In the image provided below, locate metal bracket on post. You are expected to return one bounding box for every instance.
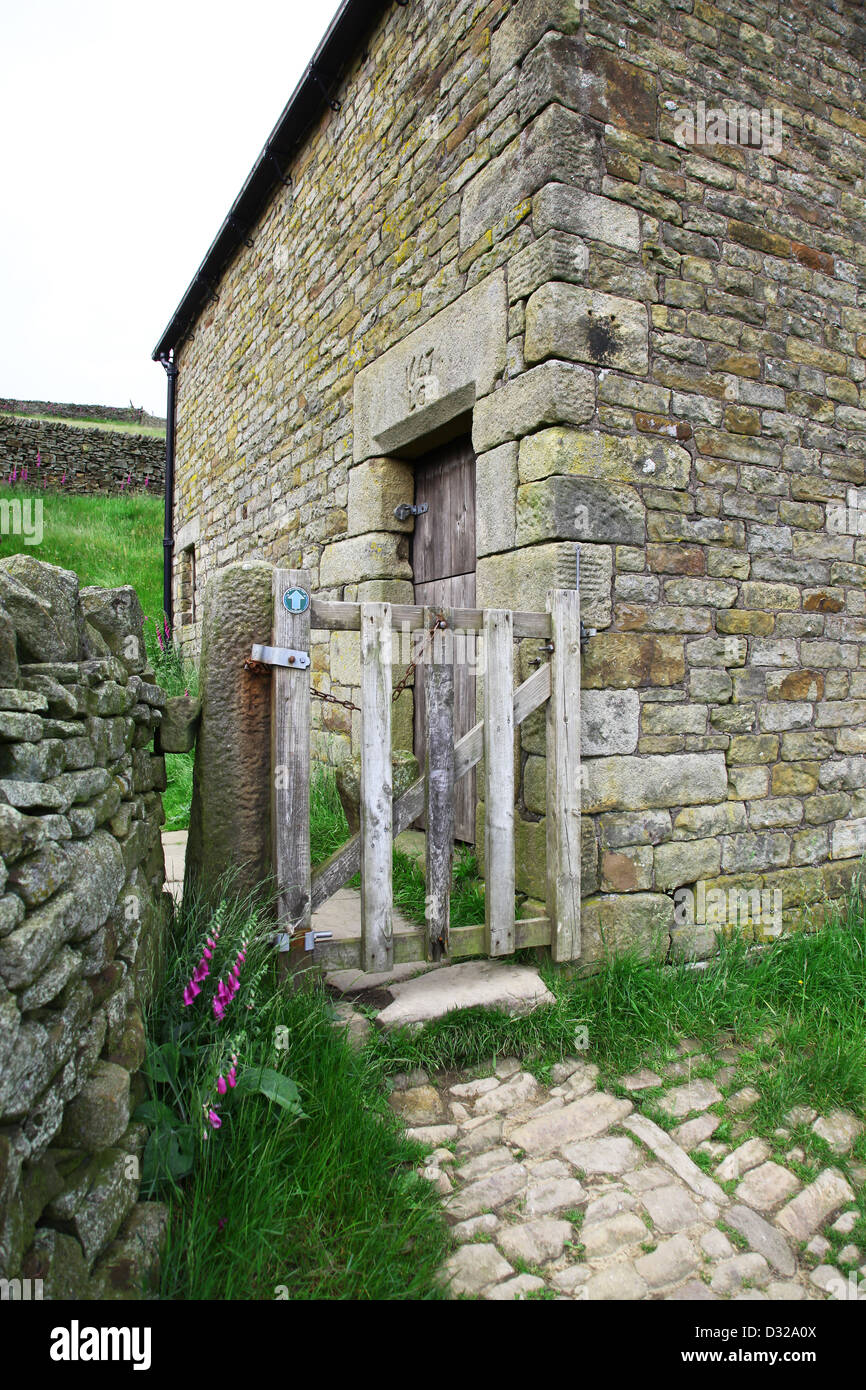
[249,643,311,669]
[304,930,333,953]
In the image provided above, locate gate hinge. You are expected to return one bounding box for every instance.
[249,643,311,669]
[393,502,428,521]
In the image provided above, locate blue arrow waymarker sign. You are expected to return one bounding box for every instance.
[282,587,310,614]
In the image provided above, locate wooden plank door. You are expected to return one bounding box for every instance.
[412,436,477,842]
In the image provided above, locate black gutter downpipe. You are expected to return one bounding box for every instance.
[160,354,178,628]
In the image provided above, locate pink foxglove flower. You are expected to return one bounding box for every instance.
[217,1075,227,1095]
[207,1108,221,1130]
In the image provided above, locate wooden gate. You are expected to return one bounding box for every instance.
[255,568,583,974]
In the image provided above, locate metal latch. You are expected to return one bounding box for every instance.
[249,643,311,669]
[273,930,333,953]
[393,502,428,521]
[305,930,333,952]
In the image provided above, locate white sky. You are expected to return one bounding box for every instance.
[0,0,345,416]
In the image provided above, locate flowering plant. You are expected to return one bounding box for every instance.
[136,897,303,1192]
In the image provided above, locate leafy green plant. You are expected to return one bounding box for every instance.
[138,885,303,1193]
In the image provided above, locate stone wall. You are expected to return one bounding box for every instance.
[171,0,866,962]
[0,556,170,1298]
[0,401,165,430]
[0,416,165,495]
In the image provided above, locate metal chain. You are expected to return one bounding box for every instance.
[391,614,447,701]
[311,687,360,714]
[310,613,447,715]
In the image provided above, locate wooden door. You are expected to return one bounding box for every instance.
[412,437,477,842]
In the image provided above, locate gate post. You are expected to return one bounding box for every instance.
[360,601,394,972]
[272,568,311,970]
[546,587,582,961]
[483,607,515,957]
[424,607,455,961]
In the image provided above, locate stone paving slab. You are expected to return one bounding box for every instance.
[377,960,555,1030]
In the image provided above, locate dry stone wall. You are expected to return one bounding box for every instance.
[0,401,165,430]
[0,556,170,1298]
[173,0,866,962]
[0,416,165,495]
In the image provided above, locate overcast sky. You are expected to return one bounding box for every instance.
[0,0,345,416]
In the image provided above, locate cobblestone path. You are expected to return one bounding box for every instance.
[385,1041,865,1301]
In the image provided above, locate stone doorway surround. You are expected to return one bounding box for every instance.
[319,265,619,893]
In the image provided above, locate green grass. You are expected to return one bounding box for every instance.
[0,487,165,639]
[0,486,196,826]
[310,763,491,929]
[2,410,164,437]
[362,884,866,1119]
[150,876,449,1300]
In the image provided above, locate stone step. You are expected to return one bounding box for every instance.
[375,959,555,1030]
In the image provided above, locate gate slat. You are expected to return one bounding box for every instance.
[546,588,582,961]
[483,608,515,956]
[424,608,454,960]
[273,568,311,958]
[360,602,393,972]
[310,662,551,910]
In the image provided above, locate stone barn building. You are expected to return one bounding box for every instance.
[154,0,866,960]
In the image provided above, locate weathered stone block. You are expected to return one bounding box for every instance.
[21,1226,92,1300]
[580,893,674,967]
[64,831,125,939]
[58,1061,130,1149]
[88,1200,168,1299]
[582,633,685,689]
[525,284,649,375]
[6,842,71,907]
[489,0,581,83]
[599,809,671,849]
[514,815,598,899]
[45,1147,138,1264]
[508,231,588,302]
[518,427,691,489]
[155,695,201,753]
[472,361,595,454]
[476,443,518,557]
[601,846,653,892]
[516,476,645,546]
[0,557,83,664]
[186,563,274,900]
[346,457,415,536]
[0,803,46,863]
[353,273,506,462]
[831,817,866,859]
[533,183,641,252]
[319,533,411,588]
[0,738,65,781]
[582,753,728,814]
[460,105,601,248]
[477,542,611,628]
[0,891,76,990]
[80,585,147,674]
[654,837,721,891]
[0,606,19,686]
[519,33,657,136]
[335,750,419,836]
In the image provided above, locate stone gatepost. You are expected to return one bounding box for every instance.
[185,561,274,902]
